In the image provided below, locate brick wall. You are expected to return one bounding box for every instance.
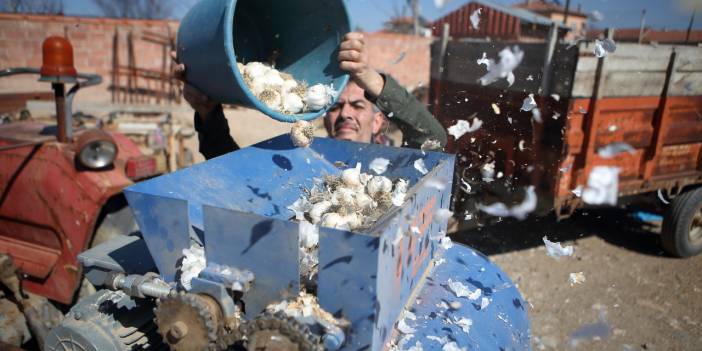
[0,14,432,107]
[364,31,432,91]
[0,13,179,105]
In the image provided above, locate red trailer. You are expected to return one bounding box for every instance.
[430,34,702,257]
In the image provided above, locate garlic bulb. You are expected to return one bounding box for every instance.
[321,212,350,230]
[367,176,393,197]
[244,62,269,79]
[290,120,314,147]
[261,70,285,89]
[310,200,332,224]
[259,89,282,110]
[341,163,361,187]
[355,193,375,211]
[305,83,335,111]
[283,92,305,115]
[282,79,299,94]
[343,213,362,230]
[331,187,356,207]
[359,173,372,186]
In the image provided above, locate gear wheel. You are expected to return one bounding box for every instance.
[243,311,323,351]
[154,291,223,351]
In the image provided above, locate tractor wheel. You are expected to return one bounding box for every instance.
[661,187,702,257]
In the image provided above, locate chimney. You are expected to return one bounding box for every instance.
[577,4,582,12]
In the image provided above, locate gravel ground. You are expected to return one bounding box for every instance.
[452,208,702,351]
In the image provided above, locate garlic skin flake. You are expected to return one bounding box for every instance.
[369,157,390,175]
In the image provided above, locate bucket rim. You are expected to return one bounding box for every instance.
[223,0,352,123]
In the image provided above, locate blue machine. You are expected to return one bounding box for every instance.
[48,135,530,351]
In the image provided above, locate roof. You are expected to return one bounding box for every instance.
[513,0,588,18]
[0,12,179,25]
[587,28,702,44]
[468,0,569,28]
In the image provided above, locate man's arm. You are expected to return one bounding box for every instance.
[337,33,447,150]
[366,74,447,149]
[171,52,238,160]
[194,104,240,160]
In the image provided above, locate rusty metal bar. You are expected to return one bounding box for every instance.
[540,23,559,95]
[51,83,67,142]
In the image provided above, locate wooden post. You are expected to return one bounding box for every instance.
[571,28,614,187]
[438,23,450,75]
[638,9,646,44]
[643,50,678,178]
[540,22,558,96]
[685,8,696,44]
[431,23,450,119]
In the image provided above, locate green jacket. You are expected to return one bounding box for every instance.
[194,74,447,160]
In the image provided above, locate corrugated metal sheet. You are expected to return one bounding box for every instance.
[431,0,564,39]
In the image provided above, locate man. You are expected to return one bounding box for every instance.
[175,32,447,159]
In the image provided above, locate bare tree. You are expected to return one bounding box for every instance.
[92,0,173,19]
[2,0,63,14]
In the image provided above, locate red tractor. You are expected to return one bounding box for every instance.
[0,36,160,348]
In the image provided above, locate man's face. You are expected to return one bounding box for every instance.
[324,82,384,143]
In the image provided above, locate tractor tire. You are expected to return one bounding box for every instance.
[661,187,702,258]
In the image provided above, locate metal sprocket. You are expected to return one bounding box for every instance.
[154,291,222,351]
[243,311,323,351]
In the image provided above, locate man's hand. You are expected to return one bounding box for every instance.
[171,51,218,118]
[338,32,385,98]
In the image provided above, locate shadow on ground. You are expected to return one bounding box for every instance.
[450,207,667,257]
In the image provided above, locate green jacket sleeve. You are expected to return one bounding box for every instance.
[366,74,447,149]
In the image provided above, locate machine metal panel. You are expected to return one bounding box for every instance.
[318,228,380,350]
[122,192,190,283]
[317,146,455,351]
[373,158,454,350]
[203,205,300,318]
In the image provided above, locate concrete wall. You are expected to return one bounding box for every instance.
[365,31,432,91]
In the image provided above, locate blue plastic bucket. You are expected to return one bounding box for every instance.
[177,0,351,122]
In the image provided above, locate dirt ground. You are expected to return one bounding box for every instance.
[451,208,702,350]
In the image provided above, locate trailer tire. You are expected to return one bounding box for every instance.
[661,187,702,257]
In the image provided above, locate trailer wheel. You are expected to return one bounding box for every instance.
[661,187,702,257]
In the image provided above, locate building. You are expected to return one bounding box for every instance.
[587,28,702,45]
[512,0,588,40]
[430,0,569,42]
[383,16,433,37]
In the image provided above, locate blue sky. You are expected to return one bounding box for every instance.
[63,0,701,31]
